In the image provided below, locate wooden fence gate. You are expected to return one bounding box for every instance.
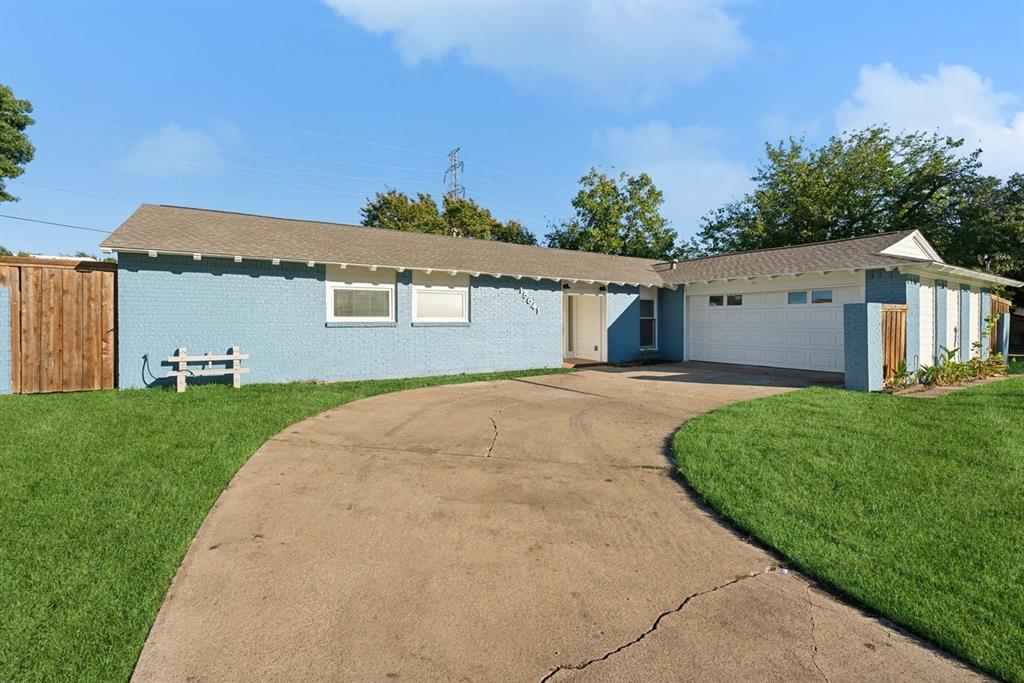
[0,257,117,394]
[881,304,908,381]
[990,295,1012,356]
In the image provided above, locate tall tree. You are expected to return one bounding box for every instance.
[0,83,35,203]
[545,168,677,259]
[360,189,537,245]
[691,126,1023,300]
[0,245,12,256]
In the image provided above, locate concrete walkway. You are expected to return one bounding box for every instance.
[133,363,983,682]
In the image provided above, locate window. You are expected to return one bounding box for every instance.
[639,286,657,349]
[787,291,807,305]
[412,271,470,322]
[811,289,833,304]
[727,294,743,306]
[325,265,395,323]
[709,295,724,307]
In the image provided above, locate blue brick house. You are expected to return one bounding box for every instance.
[78,205,1020,392]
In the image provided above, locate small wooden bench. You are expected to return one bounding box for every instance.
[166,346,250,393]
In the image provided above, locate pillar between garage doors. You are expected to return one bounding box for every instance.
[843,303,882,392]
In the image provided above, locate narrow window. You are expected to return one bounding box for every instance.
[639,287,657,349]
[709,295,724,307]
[787,291,807,305]
[325,265,395,323]
[811,289,833,304]
[727,294,743,306]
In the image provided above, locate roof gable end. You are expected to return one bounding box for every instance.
[879,230,944,263]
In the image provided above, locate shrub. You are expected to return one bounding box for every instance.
[886,347,1007,391]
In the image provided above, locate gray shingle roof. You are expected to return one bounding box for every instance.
[101,204,668,286]
[657,231,920,284]
[103,205,1015,287]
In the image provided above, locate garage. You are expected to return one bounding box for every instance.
[685,274,865,372]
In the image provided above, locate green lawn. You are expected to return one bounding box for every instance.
[0,369,566,682]
[673,378,1024,682]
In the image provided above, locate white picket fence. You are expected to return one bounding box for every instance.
[166,346,250,393]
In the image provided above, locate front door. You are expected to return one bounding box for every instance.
[573,295,603,361]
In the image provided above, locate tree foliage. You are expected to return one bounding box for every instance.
[0,245,11,256]
[545,168,677,260]
[360,189,537,245]
[0,83,35,203]
[691,127,1023,291]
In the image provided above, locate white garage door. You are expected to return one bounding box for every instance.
[687,282,863,372]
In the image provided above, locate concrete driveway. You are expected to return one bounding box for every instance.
[133,363,981,682]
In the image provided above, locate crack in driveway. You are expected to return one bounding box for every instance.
[485,417,498,457]
[805,584,830,683]
[539,566,778,682]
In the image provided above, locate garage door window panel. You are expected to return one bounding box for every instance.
[811,289,833,304]
[788,291,808,305]
[727,294,743,306]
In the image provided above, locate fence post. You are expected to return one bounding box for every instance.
[176,346,187,394]
[231,346,241,389]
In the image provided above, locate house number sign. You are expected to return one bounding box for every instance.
[519,288,540,314]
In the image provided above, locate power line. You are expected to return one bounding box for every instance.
[39,108,570,196]
[0,214,113,234]
[9,181,136,204]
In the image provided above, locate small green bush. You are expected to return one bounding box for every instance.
[887,346,1008,391]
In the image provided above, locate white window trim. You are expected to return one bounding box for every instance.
[325,282,395,323]
[640,289,658,350]
[411,283,470,323]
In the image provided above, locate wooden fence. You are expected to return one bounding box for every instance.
[0,257,117,394]
[990,295,1012,356]
[881,304,908,381]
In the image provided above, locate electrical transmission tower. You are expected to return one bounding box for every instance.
[443,147,465,237]
[444,147,465,200]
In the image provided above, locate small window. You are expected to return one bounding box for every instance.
[709,295,724,307]
[412,271,470,322]
[727,294,743,306]
[325,265,396,323]
[787,291,807,305]
[639,288,657,349]
[811,289,833,304]
[333,289,391,319]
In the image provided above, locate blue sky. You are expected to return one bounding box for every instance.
[1,0,1022,256]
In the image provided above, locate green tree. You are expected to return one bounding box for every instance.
[0,83,35,202]
[545,168,677,259]
[691,126,1023,300]
[360,189,537,245]
[0,245,11,256]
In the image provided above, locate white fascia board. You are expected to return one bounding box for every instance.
[899,262,1023,288]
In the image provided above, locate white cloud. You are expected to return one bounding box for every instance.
[836,63,1024,177]
[597,121,751,239]
[324,0,747,104]
[119,123,226,178]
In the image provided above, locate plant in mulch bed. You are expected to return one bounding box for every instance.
[886,346,1008,392]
